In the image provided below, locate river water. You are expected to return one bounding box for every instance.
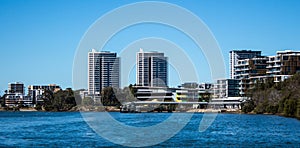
[0,112,299,147]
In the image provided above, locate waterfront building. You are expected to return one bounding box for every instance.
[28,84,61,105]
[134,86,173,102]
[174,83,214,109]
[210,97,244,109]
[136,48,168,87]
[266,50,300,82]
[235,56,268,96]
[8,82,24,95]
[230,50,300,96]
[214,79,240,98]
[230,50,261,79]
[180,82,199,89]
[133,84,213,109]
[88,49,120,95]
[5,82,31,107]
[5,94,32,107]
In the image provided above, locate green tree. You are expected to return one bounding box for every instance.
[296,98,300,119]
[242,99,255,113]
[284,99,297,117]
[101,87,120,106]
[0,94,6,107]
[42,88,77,111]
[244,73,300,117]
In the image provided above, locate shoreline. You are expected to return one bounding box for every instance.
[0,107,298,120]
[0,106,241,113]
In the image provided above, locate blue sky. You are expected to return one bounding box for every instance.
[0,0,300,94]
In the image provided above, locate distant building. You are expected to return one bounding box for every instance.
[133,84,212,106]
[214,79,240,98]
[28,84,61,105]
[5,82,31,107]
[174,82,213,106]
[230,50,300,96]
[79,90,89,99]
[198,83,213,90]
[235,56,268,96]
[136,48,168,87]
[230,50,261,79]
[134,86,173,102]
[266,50,300,82]
[180,82,199,89]
[88,49,120,95]
[8,82,24,95]
[5,94,32,107]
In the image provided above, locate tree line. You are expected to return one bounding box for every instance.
[0,85,138,111]
[79,84,137,107]
[38,88,77,111]
[242,73,300,119]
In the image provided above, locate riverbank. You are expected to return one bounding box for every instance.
[0,106,239,113]
[68,106,120,112]
[0,106,298,120]
[186,108,242,113]
[0,107,38,112]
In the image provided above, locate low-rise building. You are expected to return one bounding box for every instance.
[5,93,32,107]
[5,82,30,107]
[28,84,61,105]
[214,79,240,98]
[134,86,173,102]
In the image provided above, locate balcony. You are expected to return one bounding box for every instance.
[266,65,273,68]
[273,64,281,68]
[239,86,246,90]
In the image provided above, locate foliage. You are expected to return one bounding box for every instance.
[0,94,6,107]
[42,88,77,111]
[242,73,300,118]
[99,85,137,106]
[37,84,139,111]
[242,99,255,113]
[101,87,120,106]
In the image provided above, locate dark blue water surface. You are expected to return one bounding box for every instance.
[0,112,299,147]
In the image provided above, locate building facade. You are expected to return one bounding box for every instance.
[136,49,168,87]
[235,56,268,96]
[8,82,24,95]
[230,50,300,96]
[28,84,61,105]
[230,50,261,79]
[88,49,120,95]
[266,50,300,82]
[5,82,31,107]
[214,79,240,98]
